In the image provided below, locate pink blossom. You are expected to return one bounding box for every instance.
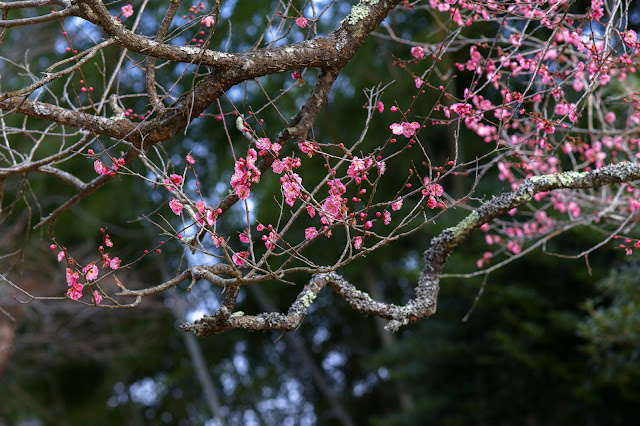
[567,201,581,218]
[272,159,285,174]
[113,157,125,172]
[328,179,346,196]
[256,223,266,232]
[383,210,391,225]
[604,112,616,124]
[506,240,522,255]
[624,30,637,48]
[422,180,444,198]
[377,161,386,175]
[390,123,403,135]
[212,235,224,248]
[391,197,403,211]
[298,141,317,157]
[353,236,363,250]
[57,251,65,262]
[206,209,217,226]
[121,4,134,18]
[415,78,423,88]
[83,263,99,281]
[450,103,473,117]
[105,235,113,247]
[305,227,318,239]
[347,156,370,181]
[410,46,424,59]
[377,102,384,113]
[263,230,278,250]
[94,160,112,176]
[165,174,184,191]
[296,17,308,28]
[257,138,271,150]
[239,230,250,243]
[589,0,604,20]
[537,120,555,134]
[426,196,437,209]
[110,257,121,270]
[322,196,344,222]
[169,199,183,215]
[364,220,373,230]
[232,251,249,266]
[66,268,79,286]
[236,184,250,200]
[67,282,83,300]
[93,290,103,305]
[186,154,196,164]
[202,16,215,27]
[281,173,302,206]
[291,71,301,80]
[196,201,206,214]
[307,206,316,218]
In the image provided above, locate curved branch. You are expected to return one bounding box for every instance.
[181,271,428,337]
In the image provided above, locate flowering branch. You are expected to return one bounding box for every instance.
[179,162,640,336]
[3,0,640,338]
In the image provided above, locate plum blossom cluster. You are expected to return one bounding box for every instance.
[347,156,374,184]
[389,121,420,138]
[477,210,554,268]
[614,236,640,256]
[53,229,121,304]
[231,148,262,200]
[421,178,444,210]
[92,154,125,176]
[391,0,640,267]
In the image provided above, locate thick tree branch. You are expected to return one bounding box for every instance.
[180,271,429,337]
[78,0,401,75]
[0,98,141,141]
